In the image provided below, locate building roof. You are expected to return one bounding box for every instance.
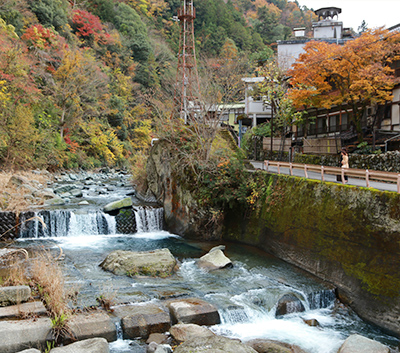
[242,77,265,83]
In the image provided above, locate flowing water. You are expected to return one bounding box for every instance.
[10,202,400,353]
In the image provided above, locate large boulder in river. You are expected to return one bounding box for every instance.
[49,338,109,353]
[112,303,171,339]
[337,334,389,353]
[275,294,305,317]
[100,249,177,277]
[173,335,258,353]
[197,246,232,271]
[103,197,132,214]
[166,298,220,325]
[169,323,215,343]
[246,339,308,353]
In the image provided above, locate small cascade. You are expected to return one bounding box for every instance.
[134,206,163,232]
[220,306,250,324]
[18,210,116,238]
[307,289,336,310]
[115,321,123,340]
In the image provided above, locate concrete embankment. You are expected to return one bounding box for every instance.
[221,174,400,336]
[146,144,400,336]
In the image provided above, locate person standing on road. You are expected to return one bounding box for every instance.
[341,148,349,183]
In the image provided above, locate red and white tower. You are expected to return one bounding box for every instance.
[173,0,201,123]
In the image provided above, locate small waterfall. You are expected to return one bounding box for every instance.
[18,210,116,238]
[220,306,250,324]
[115,321,123,340]
[307,289,336,310]
[134,206,163,232]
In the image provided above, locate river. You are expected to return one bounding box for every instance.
[8,172,400,353]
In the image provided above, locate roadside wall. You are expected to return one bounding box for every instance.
[221,174,400,336]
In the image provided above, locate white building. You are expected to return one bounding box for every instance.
[277,7,352,70]
[241,77,272,127]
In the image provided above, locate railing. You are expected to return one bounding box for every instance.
[263,160,400,193]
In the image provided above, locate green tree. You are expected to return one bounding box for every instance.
[113,3,152,63]
[29,0,69,32]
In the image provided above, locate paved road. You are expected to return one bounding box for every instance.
[249,161,399,193]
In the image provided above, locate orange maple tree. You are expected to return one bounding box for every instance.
[288,28,400,141]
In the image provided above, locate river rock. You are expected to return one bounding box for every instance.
[100,248,177,277]
[67,312,117,343]
[303,318,319,327]
[154,345,172,353]
[245,339,308,353]
[197,247,233,271]
[0,286,31,306]
[174,335,258,353]
[337,334,389,353]
[53,184,77,194]
[17,349,42,353]
[275,294,305,317]
[7,175,30,187]
[70,189,83,197]
[112,303,171,339]
[50,337,109,353]
[103,197,132,214]
[146,332,170,345]
[44,197,65,206]
[169,323,215,343]
[33,189,56,200]
[166,298,220,325]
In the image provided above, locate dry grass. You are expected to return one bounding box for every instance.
[2,256,29,286]
[2,248,71,317]
[30,250,70,318]
[0,171,53,213]
[96,283,117,312]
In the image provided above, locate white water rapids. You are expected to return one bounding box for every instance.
[14,208,399,353]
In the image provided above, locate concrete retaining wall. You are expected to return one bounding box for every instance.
[221,173,400,337]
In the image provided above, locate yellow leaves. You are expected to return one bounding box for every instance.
[81,120,124,165]
[0,80,10,108]
[0,19,18,39]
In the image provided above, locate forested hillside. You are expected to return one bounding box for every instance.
[0,0,316,170]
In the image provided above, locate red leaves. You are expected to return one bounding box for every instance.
[22,25,60,50]
[72,9,112,45]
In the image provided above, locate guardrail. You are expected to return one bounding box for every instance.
[264,160,400,193]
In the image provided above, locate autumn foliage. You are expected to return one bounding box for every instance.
[288,28,400,139]
[72,9,112,45]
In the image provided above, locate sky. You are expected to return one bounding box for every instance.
[295,0,400,31]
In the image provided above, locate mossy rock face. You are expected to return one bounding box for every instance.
[100,248,177,278]
[222,174,400,336]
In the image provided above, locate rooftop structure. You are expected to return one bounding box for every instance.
[277,7,352,70]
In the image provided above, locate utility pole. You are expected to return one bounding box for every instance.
[173,0,201,124]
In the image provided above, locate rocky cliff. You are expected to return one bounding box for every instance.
[145,141,222,239]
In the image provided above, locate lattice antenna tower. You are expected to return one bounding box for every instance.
[173,0,201,124]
